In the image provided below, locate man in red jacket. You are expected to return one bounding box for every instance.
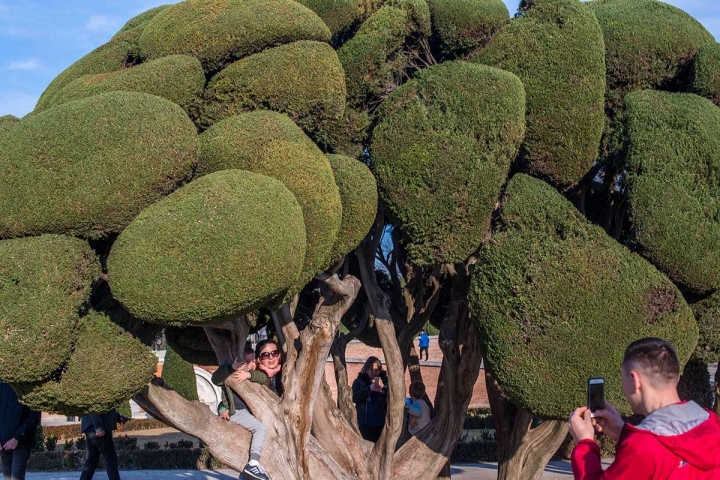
[568,337,720,479]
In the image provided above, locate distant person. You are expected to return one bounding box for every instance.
[0,382,40,480]
[213,347,271,480]
[79,409,129,480]
[568,337,720,479]
[407,381,431,436]
[352,357,388,442]
[418,330,430,361]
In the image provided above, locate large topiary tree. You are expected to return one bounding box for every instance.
[1,0,716,479]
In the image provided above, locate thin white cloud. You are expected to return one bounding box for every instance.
[7,59,42,71]
[85,15,122,34]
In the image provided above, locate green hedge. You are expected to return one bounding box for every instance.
[162,347,199,402]
[0,114,19,140]
[588,0,714,119]
[43,419,169,440]
[109,170,307,326]
[677,356,714,409]
[111,5,169,41]
[326,154,378,264]
[691,42,720,107]
[138,0,331,73]
[295,0,358,37]
[0,235,99,383]
[28,447,222,471]
[371,61,525,266]
[692,291,720,364]
[200,41,346,143]
[471,174,698,419]
[40,55,205,114]
[472,0,606,188]
[0,91,198,240]
[198,111,341,290]
[165,327,218,366]
[427,0,509,57]
[624,90,720,294]
[14,311,157,415]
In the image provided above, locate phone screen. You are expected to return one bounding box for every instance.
[588,378,605,414]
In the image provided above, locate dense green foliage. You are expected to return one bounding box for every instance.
[109,170,307,325]
[0,235,98,383]
[13,311,157,415]
[624,91,720,294]
[691,42,720,106]
[338,6,410,108]
[677,356,714,409]
[0,115,19,140]
[588,0,714,119]
[372,61,525,266]
[200,41,346,142]
[162,346,199,402]
[295,0,358,37]
[39,55,205,113]
[138,0,330,73]
[166,326,218,366]
[198,111,341,289]
[471,174,697,418]
[472,0,606,188]
[427,0,509,56]
[386,0,431,35]
[35,32,141,111]
[111,4,170,40]
[326,155,378,264]
[691,291,720,364]
[0,92,198,240]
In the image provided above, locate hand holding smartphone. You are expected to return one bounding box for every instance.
[587,378,605,418]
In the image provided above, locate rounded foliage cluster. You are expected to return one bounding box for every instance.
[165,326,218,366]
[0,235,99,383]
[13,311,157,415]
[109,169,307,325]
[0,91,198,240]
[138,0,331,73]
[691,291,720,364]
[372,61,525,266]
[38,55,205,114]
[677,356,714,409]
[427,0,509,56]
[200,41,346,139]
[691,42,720,107]
[588,0,714,118]
[471,174,697,419]
[472,0,606,188]
[295,0,358,37]
[624,90,720,294]
[198,111,341,291]
[162,346,200,402]
[0,115,19,139]
[326,154,379,265]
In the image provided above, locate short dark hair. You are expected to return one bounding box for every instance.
[409,381,425,399]
[623,337,680,387]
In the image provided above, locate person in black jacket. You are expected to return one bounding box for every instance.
[79,409,128,480]
[0,382,40,480]
[352,357,388,442]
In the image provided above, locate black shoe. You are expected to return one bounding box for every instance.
[243,462,270,480]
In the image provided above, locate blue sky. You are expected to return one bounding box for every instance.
[1,0,718,118]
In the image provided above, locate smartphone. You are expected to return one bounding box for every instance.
[373,377,381,386]
[588,378,605,418]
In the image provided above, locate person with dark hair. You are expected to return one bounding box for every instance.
[79,409,129,480]
[0,382,40,480]
[568,337,720,479]
[212,346,271,480]
[352,357,388,442]
[407,381,431,436]
[255,340,283,397]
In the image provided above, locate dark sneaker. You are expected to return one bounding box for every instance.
[243,463,270,480]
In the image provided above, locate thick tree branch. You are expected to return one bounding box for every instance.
[202,316,250,365]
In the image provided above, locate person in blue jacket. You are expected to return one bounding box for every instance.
[352,357,388,442]
[0,382,41,480]
[418,330,430,361]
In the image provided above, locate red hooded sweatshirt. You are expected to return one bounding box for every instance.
[572,401,720,479]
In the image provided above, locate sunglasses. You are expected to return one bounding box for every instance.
[259,349,280,361]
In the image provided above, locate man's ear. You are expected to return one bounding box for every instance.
[630,370,642,392]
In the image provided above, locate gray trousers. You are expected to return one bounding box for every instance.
[230,409,267,460]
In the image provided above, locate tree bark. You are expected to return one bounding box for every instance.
[486,368,569,480]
